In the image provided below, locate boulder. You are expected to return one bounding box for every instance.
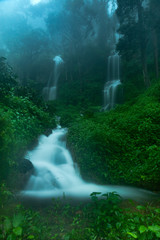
[44,129,52,137]
[19,158,34,174]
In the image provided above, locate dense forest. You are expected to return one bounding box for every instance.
[0,0,160,239]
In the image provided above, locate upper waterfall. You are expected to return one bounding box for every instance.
[43,55,64,101]
[104,54,121,110]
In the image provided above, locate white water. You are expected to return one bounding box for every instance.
[22,128,154,200]
[43,56,63,101]
[104,54,121,110]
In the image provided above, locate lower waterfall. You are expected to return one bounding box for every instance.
[21,128,155,200]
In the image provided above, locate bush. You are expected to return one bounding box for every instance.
[68,82,160,190]
[0,94,55,183]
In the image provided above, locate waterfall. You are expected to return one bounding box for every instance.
[104,54,121,110]
[43,56,63,101]
[21,128,154,200]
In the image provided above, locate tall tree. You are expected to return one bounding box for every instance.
[116,0,150,87]
[148,0,160,79]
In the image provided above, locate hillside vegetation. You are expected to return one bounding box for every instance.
[68,82,160,190]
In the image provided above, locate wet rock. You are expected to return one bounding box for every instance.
[27,138,39,151]
[19,158,34,174]
[58,134,66,142]
[44,129,52,137]
[17,159,34,189]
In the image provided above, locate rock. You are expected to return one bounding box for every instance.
[18,159,34,189]
[19,158,34,174]
[44,129,52,137]
[58,134,66,142]
[27,138,39,151]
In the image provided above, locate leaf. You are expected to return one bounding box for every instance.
[139,225,147,234]
[155,208,160,214]
[127,232,137,238]
[13,214,23,228]
[156,232,160,238]
[90,192,101,196]
[27,235,35,239]
[116,222,121,229]
[4,217,12,232]
[148,225,160,233]
[136,205,145,210]
[13,226,22,236]
[7,234,15,240]
[62,236,70,240]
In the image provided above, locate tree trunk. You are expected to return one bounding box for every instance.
[77,56,83,95]
[153,29,159,79]
[141,44,150,87]
[137,0,150,87]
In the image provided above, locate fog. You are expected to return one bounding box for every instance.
[0,0,117,103]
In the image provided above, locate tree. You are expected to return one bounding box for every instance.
[148,0,160,79]
[116,0,150,87]
[0,57,17,92]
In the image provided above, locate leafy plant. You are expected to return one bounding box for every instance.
[68,82,160,190]
[0,214,24,240]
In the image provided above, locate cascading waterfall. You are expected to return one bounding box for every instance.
[104,54,121,110]
[43,56,63,101]
[21,128,154,200]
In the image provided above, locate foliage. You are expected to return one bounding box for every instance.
[0,183,13,210]
[68,82,160,189]
[0,55,56,183]
[0,204,53,240]
[0,92,55,183]
[45,102,80,127]
[63,193,160,240]
[0,57,17,98]
[1,193,160,240]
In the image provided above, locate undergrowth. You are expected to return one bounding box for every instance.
[0,191,160,240]
[68,82,160,190]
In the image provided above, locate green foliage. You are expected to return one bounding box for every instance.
[0,110,14,180]
[46,102,81,127]
[0,57,17,91]
[1,214,23,239]
[0,183,13,210]
[0,193,160,240]
[0,204,53,240]
[0,93,55,183]
[68,82,160,189]
[63,193,160,240]
[0,56,55,183]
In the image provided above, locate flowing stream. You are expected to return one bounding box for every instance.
[22,128,155,201]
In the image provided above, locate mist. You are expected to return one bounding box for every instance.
[0,0,117,105]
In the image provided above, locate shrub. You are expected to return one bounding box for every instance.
[68,82,160,189]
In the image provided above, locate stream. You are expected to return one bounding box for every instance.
[21,127,156,201]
